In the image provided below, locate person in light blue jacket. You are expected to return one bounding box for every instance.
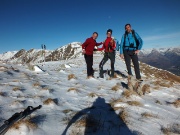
[120,24,143,81]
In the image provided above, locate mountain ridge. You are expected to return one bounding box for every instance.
[0,43,179,76]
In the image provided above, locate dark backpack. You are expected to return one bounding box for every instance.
[123,30,139,50]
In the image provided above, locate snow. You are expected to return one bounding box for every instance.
[0,53,180,135]
[140,49,153,55]
[34,65,43,72]
[140,47,180,56]
[0,51,18,60]
[70,42,81,48]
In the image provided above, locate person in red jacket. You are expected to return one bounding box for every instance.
[98,29,116,78]
[82,32,103,78]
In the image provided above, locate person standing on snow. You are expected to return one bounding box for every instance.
[98,29,116,78]
[82,32,103,79]
[119,24,143,82]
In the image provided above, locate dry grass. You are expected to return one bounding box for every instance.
[11,100,24,106]
[153,80,173,88]
[119,109,129,124]
[161,124,180,135]
[88,92,97,98]
[0,92,7,97]
[110,98,125,111]
[112,106,124,111]
[10,119,37,130]
[155,100,162,105]
[127,101,142,106]
[75,115,99,127]
[75,117,86,127]
[0,92,3,96]
[0,66,8,71]
[12,80,19,82]
[62,109,73,114]
[67,87,80,93]
[68,74,76,80]
[113,73,119,78]
[153,86,160,90]
[12,87,21,91]
[140,62,180,83]
[33,82,40,87]
[141,84,151,95]
[122,90,137,98]
[69,129,83,135]
[110,98,124,105]
[141,112,157,118]
[111,84,120,91]
[161,127,171,135]
[41,86,49,90]
[172,99,180,108]
[43,98,56,105]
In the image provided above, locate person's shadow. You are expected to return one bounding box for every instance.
[62,97,138,135]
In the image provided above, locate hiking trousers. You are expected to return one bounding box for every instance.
[123,50,141,79]
[84,54,94,76]
[99,51,115,78]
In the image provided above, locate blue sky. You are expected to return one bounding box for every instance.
[0,0,180,53]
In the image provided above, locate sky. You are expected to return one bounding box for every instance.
[0,0,180,53]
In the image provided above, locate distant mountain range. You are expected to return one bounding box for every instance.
[0,42,82,64]
[139,47,180,76]
[0,43,179,76]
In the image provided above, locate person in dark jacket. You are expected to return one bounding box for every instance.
[119,24,143,81]
[98,29,116,78]
[82,32,103,78]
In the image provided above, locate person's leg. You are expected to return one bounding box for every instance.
[90,55,94,76]
[109,51,115,77]
[124,50,133,76]
[99,53,108,78]
[131,54,141,80]
[85,55,93,77]
[84,54,88,76]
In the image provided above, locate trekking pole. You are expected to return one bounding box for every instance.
[43,45,46,66]
[41,44,44,66]
[0,105,42,135]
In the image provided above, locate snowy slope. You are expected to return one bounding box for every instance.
[0,52,179,135]
[0,51,18,61]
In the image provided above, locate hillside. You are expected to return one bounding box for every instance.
[0,48,180,135]
[139,47,180,76]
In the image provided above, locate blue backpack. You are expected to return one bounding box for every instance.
[114,38,120,51]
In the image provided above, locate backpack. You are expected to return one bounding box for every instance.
[123,30,139,50]
[114,39,120,51]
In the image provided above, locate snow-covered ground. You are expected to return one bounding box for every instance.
[0,53,179,135]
